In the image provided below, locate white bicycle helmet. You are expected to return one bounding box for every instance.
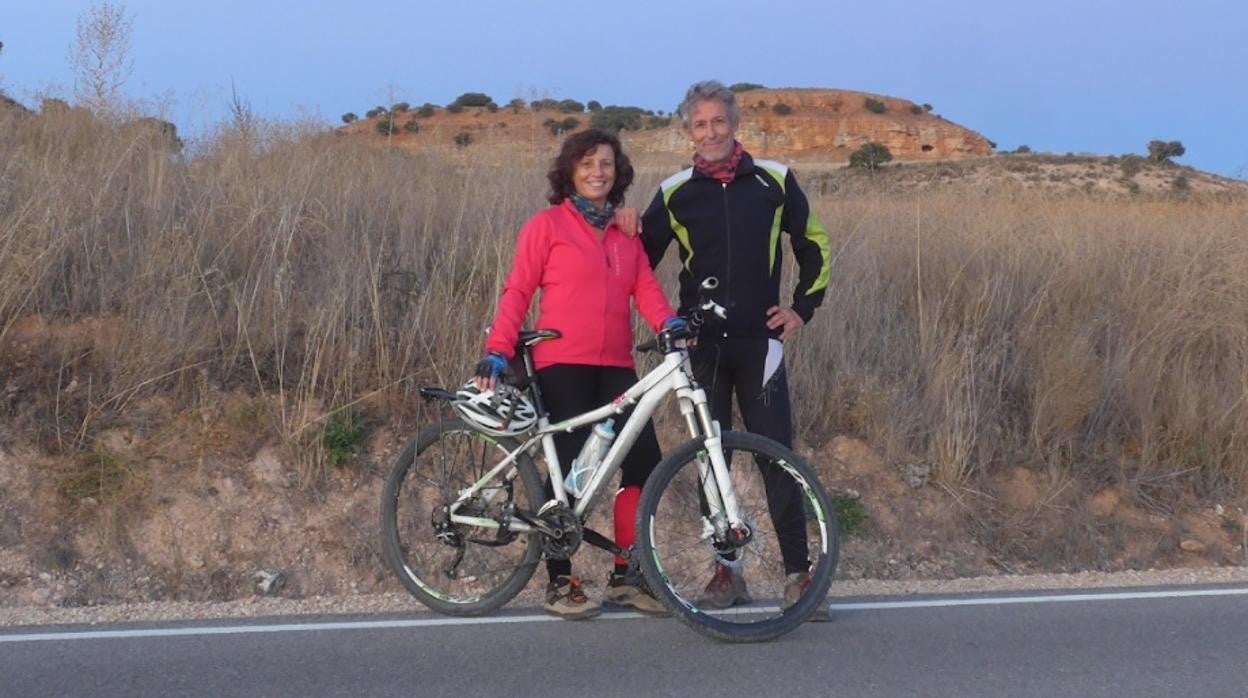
[452,381,538,436]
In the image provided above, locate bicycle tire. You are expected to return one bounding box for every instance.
[636,430,838,642]
[381,418,543,616]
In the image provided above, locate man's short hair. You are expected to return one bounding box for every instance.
[677,80,740,129]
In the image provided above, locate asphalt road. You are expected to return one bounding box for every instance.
[3,586,1247,697]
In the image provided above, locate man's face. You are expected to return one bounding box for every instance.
[686,98,736,163]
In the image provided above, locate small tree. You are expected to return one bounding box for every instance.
[864,98,886,114]
[341,112,358,124]
[376,118,395,136]
[730,82,766,92]
[1147,140,1185,164]
[590,105,646,133]
[446,103,464,114]
[403,118,420,134]
[365,106,387,119]
[530,98,559,111]
[507,97,526,113]
[909,104,923,115]
[772,102,793,116]
[849,142,893,171]
[453,131,473,147]
[1014,144,1032,154]
[587,100,602,112]
[485,101,499,112]
[558,99,584,113]
[452,92,493,107]
[922,103,933,112]
[391,101,410,112]
[68,2,134,114]
[417,103,436,118]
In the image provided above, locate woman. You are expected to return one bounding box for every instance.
[474,129,680,620]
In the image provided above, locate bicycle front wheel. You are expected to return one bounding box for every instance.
[381,418,543,616]
[637,431,838,642]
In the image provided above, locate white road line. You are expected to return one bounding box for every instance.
[3,586,1247,643]
[827,586,1248,611]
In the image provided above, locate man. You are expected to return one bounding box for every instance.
[639,80,832,609]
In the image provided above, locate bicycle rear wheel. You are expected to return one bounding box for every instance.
[637,430,838,642]
[381,418,543,615]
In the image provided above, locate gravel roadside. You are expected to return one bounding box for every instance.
[4,566,1247,629]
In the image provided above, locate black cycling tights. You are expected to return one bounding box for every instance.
[692,338,810,575]
[536,364,662,582]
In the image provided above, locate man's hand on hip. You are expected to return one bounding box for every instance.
[766,306,805,341]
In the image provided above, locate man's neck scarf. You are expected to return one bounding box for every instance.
[693,141,745,184]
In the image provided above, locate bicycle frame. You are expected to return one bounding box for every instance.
[446,345,746,542]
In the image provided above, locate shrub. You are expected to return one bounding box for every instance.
[322,410,365,467]
[756,100,767,109]
[376,118,395,136]
[544,117,579,135]
[730,82,765,92]
[341,112,358,124]
[587,100,602,112]
[864,98,886,114]
[1120,154,1145,178]
[365,106,388,119]
[1014,144,1032,154]
[590,105,646,133]
[507,97,526,114]
[1147,139,1185,164]
[772,102,793,116]
[403,118,420,134]
[561,116,580,131]
[922,103,933,112]
[453,131,473,147]
[452,92,493,108]
[849,142,893,171]
[446,103,464,114]
[416,103,437,118]
[645,115,672,129]
[910,104,923,115]
[831,492,869,537]
[485,101,498,113]
[558,99,584,113]
[530,98,559,111]
[391,102,410,113]
[1172,174,1190,192]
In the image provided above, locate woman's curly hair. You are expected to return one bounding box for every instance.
[546,129,635,206]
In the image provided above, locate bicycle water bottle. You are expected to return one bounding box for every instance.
[565,419,615,498]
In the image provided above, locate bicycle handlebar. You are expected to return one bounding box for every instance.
[634,277,723,354]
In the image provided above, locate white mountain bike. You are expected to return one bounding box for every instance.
[380,280,838,642]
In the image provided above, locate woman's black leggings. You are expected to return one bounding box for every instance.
[536,364,662,582]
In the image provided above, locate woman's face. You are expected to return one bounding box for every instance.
[572,143,616,207]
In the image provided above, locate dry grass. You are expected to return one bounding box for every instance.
[2,106,1247,506]
[790,191,1248,501]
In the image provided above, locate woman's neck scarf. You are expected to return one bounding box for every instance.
[570,193,615,229]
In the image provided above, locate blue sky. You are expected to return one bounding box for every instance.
[3,0,1245,177]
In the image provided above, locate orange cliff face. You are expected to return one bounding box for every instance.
[626,88,995,163]
[345,87,995,164]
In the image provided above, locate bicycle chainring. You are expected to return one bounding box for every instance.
[538,503,582,560]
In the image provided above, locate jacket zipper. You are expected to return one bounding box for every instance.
[721,181,732,339]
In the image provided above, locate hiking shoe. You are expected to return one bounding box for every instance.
[783,570,831,622]
[604,571,670,616]
[545,575,601,620]
[699,562,752,609]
